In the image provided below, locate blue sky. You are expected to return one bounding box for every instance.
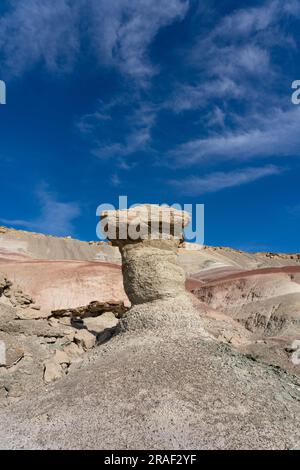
[1,0,300,251]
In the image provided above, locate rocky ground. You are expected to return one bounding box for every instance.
[0,271,126,399]
[1,325,300,450]
[0,225,300,449]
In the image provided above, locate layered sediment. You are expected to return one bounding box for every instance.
[100,205,206,332]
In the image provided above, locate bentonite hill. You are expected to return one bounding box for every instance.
[0,215,300,450]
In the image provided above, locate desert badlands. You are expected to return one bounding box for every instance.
[0,206,300,449]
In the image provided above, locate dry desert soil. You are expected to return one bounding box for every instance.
[0,226,300,449]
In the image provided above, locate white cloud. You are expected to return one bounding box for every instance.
[169,165,283,195]
[76,112,112,135]
[211,1,279,38]
[287,204,300,217]
[205,0,300,46]
[110,173,121,187]
[169,45,271,113]
[0,0,188,81]
[168,107,300,166]
[89,0,189,82]
[164,0,300,172]
[207,106,226,129]
[169,78,246,113]
[0,185,80,236]
[0,0,80,75]
[169,0,299,113]
[80,100,157,160]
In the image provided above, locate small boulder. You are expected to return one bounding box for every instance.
[10,288,33,307]
[83,312,118,342]
[63,342,84,361]
[15,308,50,320]
[53,349,70,365]
[31,305,41,311]
[43,360,63,383]
[0,273,10,295]
[0,340,5,366]
[57,317,72,326]
[74,330,96,350]
[7,382,24,398]
[0,334,24,368]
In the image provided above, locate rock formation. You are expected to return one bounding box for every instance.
[2,225,300,448]
[100,205,206,332]
[0,272,125,397]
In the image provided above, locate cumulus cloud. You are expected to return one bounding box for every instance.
[0,185,80,236]
[169,165,283,195]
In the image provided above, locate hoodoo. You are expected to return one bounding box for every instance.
[100,205,204,332]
